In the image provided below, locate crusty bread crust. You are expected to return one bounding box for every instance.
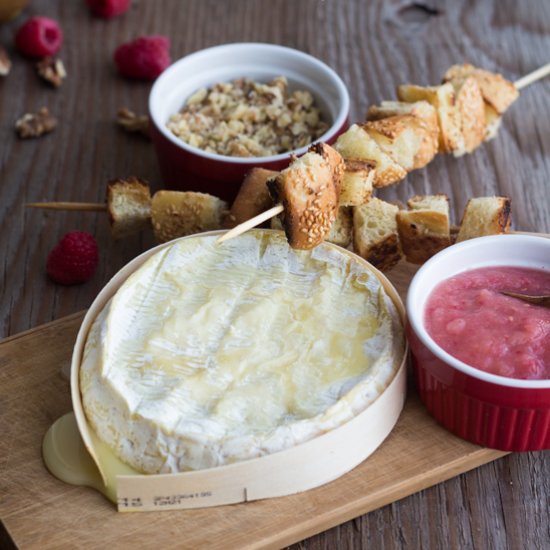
[353,198,402,271]
[267,143,343,250]
[310,142,345,194]
[456,196,511,242]
[443,63,519,114]
[106,176,152,239]
[151,190,228,243]
[356,233,402,272]
[272,205,352,248]
[224,168,276,229]
[451,76,486,156]
[398,194,451,264]
[397,210,451,264]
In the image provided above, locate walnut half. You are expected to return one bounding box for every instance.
[36,57,66,87]
[116,108,151,138]
[15,107,58,139]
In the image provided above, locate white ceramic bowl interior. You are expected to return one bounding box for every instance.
[149,42,350,163]
[407,234,550,389]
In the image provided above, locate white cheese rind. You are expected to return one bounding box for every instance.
[80,231,404,473]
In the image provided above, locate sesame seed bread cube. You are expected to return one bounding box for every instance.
[396,194,451,264]
[363,114,438,171]
[340,159,375,206]
[443,63,519,114]
[456,196,511,243]
[448,76,486,156]
[335,124,407,188]
[271,205,352,248]
[151,190,228,243]
[353,198,402,271]
[397,83,463,155]
[106,176,152,239]
[267,142,344,250]
[224,167,277,228]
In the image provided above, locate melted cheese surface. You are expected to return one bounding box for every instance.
[80,231,404,473]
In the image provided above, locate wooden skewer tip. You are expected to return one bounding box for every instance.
[217,204,284,244]
[25,201,107,212]
[514,62,550,90]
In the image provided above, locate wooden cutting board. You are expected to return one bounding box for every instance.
[0,261,507,550]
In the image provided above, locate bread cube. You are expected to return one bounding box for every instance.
[151,190,227,243]
[106,176,151,239]
[397,194,451,264]
[456,196,511,242]
[397,83,463,155]
[353,198,402,271]
[335,124,406,188]
[224,167,276,229]
[340,159,375,206]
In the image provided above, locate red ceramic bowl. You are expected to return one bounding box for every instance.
[148,43,350,202]
[407,234,550,451]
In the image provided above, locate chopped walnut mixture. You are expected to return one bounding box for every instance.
[15,107,58,139]
[116,108,151,138]
[36,57,66,87]
[0,46,11,76]
[166,76,329,157]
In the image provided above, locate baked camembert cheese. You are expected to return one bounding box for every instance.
[80,230,404,474]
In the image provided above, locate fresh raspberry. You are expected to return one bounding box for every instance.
[114,35,170,80]
[85,0,131,19]
[15,16,63,58]
[46,232,99,285]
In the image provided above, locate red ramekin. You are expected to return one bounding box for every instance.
[406,234,550,451]
[148,43,350,202]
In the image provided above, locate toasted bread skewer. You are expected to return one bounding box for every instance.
[25,64,549,250]
[217,64,542,245]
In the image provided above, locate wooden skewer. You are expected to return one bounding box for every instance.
[217,204,284,243]
[514,62,550,90]
[26,201,107,211]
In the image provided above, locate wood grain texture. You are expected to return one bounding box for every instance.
[0,0,549,548]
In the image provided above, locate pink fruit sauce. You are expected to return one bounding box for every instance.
[425,266,550,380]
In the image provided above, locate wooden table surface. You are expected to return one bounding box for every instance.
[0,0,549,548]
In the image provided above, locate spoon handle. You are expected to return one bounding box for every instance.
[500,291,550,308]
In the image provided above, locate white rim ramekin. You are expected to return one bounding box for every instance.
[407,234,550,389]
[149,42,350,163]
